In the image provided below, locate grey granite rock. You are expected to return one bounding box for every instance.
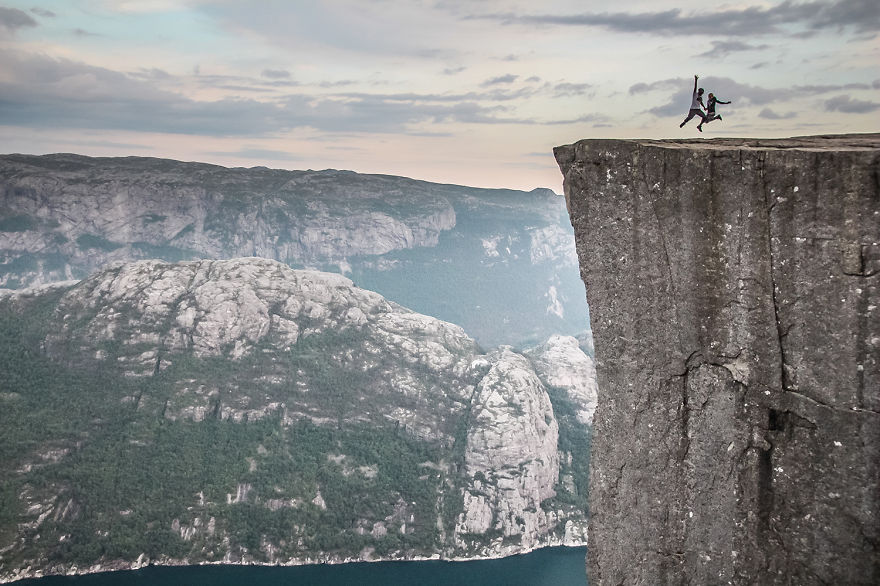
[43,257,480,442]
[555,135,880,585]
[524,334,597,425]
[456,348,560,553]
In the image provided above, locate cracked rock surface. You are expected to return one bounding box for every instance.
[524,334,598,425]
[555,134,880,585]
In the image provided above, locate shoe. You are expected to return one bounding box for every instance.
[697,125,703,132]
[718,115,722,121]
[680,122,685,128]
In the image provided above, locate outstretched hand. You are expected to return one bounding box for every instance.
[695,74,699,79]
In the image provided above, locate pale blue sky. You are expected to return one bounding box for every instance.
[1,1,878,190]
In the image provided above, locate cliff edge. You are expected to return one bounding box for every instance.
[555,135,879,585]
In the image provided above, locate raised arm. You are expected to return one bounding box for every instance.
[693,75,699,93]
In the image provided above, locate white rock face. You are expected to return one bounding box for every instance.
[50,258,474,360]
[455,348,560,550]
[545,285,564,319]
[0,280,80,301]
[0,158,457,288]
[45,258,479,442]
[529,224,577,267]
[525,334,598,425]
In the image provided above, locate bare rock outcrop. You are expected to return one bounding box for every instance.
[44,257,478,442]
[555,135,880,585]
[455,348,560,552]
[524,334,597,425]
[0,155,455,287]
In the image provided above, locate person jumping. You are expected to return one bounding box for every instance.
[697,92,731,131]
[680,74,706,131]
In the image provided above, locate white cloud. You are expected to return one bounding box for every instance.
[101,0,205,13]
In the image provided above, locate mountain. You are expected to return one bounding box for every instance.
[0,258,593,582]
[0,154,588,349]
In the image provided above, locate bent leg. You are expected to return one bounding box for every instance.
[680,109,700,127]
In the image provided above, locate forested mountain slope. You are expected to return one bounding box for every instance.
[0,258,594,582]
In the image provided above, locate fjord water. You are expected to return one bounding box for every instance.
[17,546,587,586]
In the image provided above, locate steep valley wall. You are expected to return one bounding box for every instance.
[0,258,595,581]
[555,135,879,585]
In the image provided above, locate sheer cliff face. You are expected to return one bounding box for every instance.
[0,155,456,282]
[457,349,560,553]
[556,135,879,585]
[0,153,585,348]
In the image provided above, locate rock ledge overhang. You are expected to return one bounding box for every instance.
[556,133,880,585]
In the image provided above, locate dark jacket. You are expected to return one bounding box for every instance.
[707,96,730,113]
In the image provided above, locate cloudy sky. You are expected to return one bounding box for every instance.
[1,1,878,190]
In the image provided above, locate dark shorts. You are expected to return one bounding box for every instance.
[683,108,706,123]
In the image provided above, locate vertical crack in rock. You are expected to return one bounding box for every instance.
[761,154,790,394]
[854,275,868,411]
[756,153,783,546]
